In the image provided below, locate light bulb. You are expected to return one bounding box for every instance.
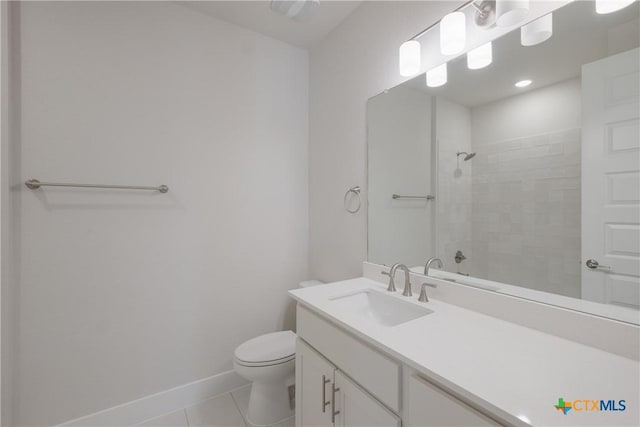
[521,13,552,46]
[440,12,466,56]
[399,40,421,76]
[496,0,530,27]
[427,63,447,88]
[515,79,532,88]
[467,42,492,70]
[596,0,635,14]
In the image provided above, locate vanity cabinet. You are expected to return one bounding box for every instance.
[296,339,335,426]
[406,375,500,427]
[296,339,400,427]
[296,305,506,427]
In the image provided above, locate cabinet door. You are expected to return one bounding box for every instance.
[333,371,401,427]
[407,375,502,427]
[296,339,335,427]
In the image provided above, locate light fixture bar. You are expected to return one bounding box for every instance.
[408,0,477,41]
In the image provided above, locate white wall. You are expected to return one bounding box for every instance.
[309,1,462,282]
[367,86,433,268]
[12,2,308,425]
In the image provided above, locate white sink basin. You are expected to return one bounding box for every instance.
[329,289,433,327]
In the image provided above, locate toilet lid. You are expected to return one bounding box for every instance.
[234,330,296,364]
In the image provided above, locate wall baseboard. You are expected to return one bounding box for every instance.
[57,370,248,427]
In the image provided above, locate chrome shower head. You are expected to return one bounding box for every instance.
[457,151,476,161]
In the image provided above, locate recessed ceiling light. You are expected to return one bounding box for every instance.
[515,79,532,88]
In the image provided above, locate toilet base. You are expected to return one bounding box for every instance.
[246,380,294,426]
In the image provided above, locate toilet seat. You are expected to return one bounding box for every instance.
[234,330,296,367]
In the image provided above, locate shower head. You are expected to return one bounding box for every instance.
[457,151,476,161]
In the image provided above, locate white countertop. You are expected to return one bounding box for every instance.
[289,277,640,427]
[410,267,640,325]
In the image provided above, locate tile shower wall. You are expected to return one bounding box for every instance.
[470,128,582,297]
[469,78,582,298]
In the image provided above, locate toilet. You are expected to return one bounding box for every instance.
[233,280,323,426]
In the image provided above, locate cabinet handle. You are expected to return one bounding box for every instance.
[321,375,330,413]
[331,383,340,423]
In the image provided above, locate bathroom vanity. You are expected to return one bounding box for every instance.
[289,276,639,427]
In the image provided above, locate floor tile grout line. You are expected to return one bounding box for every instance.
[229,391,249,427]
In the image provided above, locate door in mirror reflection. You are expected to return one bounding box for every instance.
[582,48,639,308]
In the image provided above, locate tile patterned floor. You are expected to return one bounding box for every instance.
[135,385,294,427]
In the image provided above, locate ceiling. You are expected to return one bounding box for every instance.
[181,1,363,49]
[406,0,640,107]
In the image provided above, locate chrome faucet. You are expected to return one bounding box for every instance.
[418,282,437,302]
[382,263,412,296]
[424,257,443,276]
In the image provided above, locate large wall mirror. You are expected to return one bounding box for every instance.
[367,0,639,323]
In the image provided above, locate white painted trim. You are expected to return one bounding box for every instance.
[57,370,248,427]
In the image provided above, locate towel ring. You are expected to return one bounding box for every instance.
[344,186,361,214]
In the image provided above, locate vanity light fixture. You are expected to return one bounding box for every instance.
[399,40,421,76]
[521,13,552,46]
[398,0,497,77]
[472,0,497,28]
[496,0,530,27]
[426,63,448,88]
[515,79,532,88]
[467,42,492,70]
[440,11,466,55]
[596,0,635,14]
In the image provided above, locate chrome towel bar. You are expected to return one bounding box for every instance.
[25,179,169,193]
[392,194,434,200]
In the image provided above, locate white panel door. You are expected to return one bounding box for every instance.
[582,47,640,308]
[296,339,335,427]
[333,371,400,427]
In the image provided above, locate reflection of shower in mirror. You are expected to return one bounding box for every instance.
[456,151,476,161]
[455,151,476,176]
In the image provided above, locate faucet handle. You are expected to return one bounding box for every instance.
[381,271,396,292]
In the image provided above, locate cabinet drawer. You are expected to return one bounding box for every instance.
[407,374,503,427]
[297,305,401,412]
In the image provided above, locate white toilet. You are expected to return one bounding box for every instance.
[233,280,323,426]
